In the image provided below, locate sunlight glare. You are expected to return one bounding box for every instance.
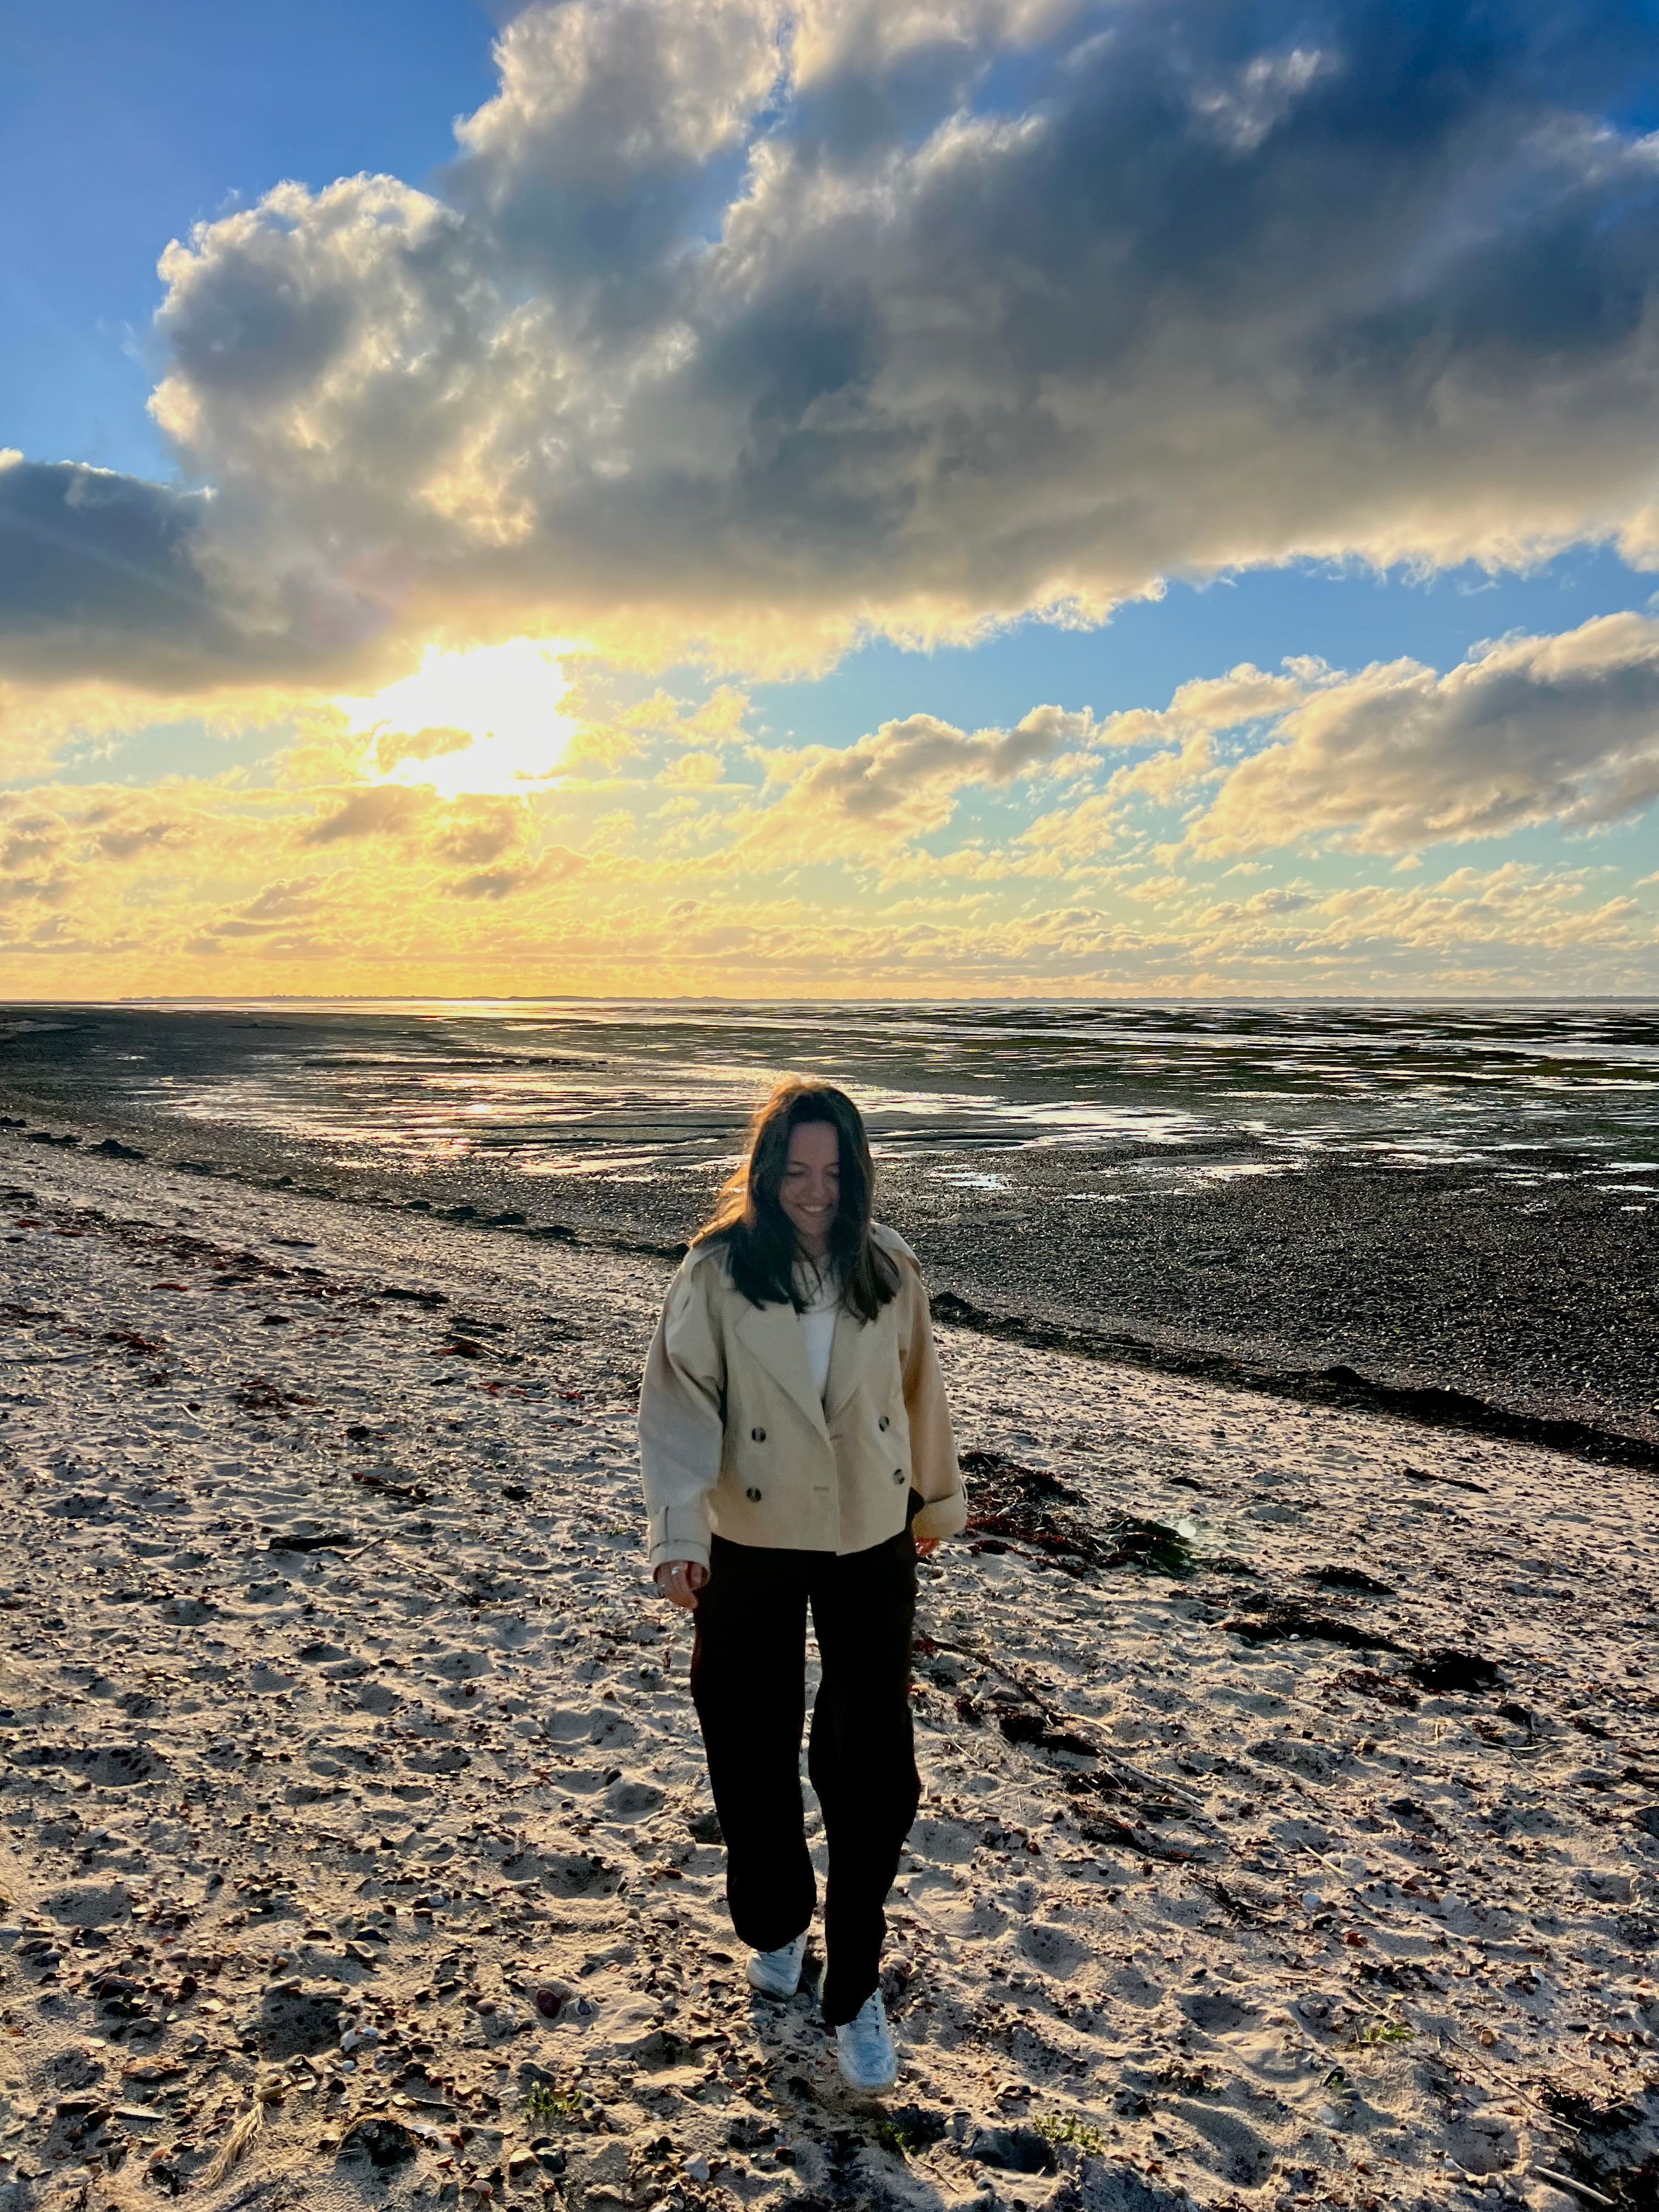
[338,639,577,799]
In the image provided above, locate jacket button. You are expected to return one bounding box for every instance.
[878,1415,889,1431]
[751,1426,766,1442]
[746,1486,763,1503]
[892,1468,904,1485]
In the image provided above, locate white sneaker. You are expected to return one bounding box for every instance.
[746,1930,809,1999]
[835,1988,898,2095]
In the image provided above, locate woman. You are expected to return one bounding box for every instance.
[637,1079,967,2095]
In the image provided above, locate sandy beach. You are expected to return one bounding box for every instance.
[0,1135,1655,2212]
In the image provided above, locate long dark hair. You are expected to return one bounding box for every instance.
[694,1079,899,1321]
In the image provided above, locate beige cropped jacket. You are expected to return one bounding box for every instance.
[637,1221,968,1572]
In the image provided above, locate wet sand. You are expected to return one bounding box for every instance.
[2,1054,1655,1471]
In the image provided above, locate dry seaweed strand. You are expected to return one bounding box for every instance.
[201,2091,268,2188]
[916,1631,1207,1817]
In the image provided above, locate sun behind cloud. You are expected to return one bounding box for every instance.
[337,639,577,800]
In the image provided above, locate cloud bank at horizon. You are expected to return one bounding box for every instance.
[3,602,1656,993]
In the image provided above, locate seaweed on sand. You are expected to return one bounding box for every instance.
[1306,1563,1396,1596]
[1221,1601,1504,1716]
[915,1629,1200,1841]
[960,1449,1200,1577]
[1102,1515,1204,1574]
[1406,1647,1505,1695]
[1534,2085,1659,2211]
[1221,1599,1505,1696]
[1221,1596,1395,1651]
[991,1703,1100,1758]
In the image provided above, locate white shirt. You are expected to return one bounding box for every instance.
[794,1256,840,1402]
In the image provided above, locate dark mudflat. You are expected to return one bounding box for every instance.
[2,1007,1656,1467]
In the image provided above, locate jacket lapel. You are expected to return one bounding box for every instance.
[732,1298,830,1440]
[823,1303,878,1424]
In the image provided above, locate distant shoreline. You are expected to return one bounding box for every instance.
[3,1096,1655,1479]
[7,992,1659,1011]
[4,997,1656,1468]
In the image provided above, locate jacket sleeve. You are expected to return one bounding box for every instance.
[637,1254,726,1571]
[898,1260,968,1544]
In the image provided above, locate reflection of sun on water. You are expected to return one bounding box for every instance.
[337,639,577,800]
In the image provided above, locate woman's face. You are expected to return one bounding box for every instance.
[778,1119,840,1256]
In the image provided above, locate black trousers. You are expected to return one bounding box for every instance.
[690,1528,920,2028]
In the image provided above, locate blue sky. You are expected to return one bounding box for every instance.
[750,550,1659,750]
[1,1,499,476]
[2,0,1658,997]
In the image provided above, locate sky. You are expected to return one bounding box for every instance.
[3,0,1659,1001]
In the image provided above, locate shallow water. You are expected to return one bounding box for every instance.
[7,998,1657,1206]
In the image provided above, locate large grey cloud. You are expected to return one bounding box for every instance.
[0,454,385,688]
[10,0,1659,686]
[0,459,222,685]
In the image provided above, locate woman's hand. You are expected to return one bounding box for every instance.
[914,1536,939,1557]
[654,1559,708,1610]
